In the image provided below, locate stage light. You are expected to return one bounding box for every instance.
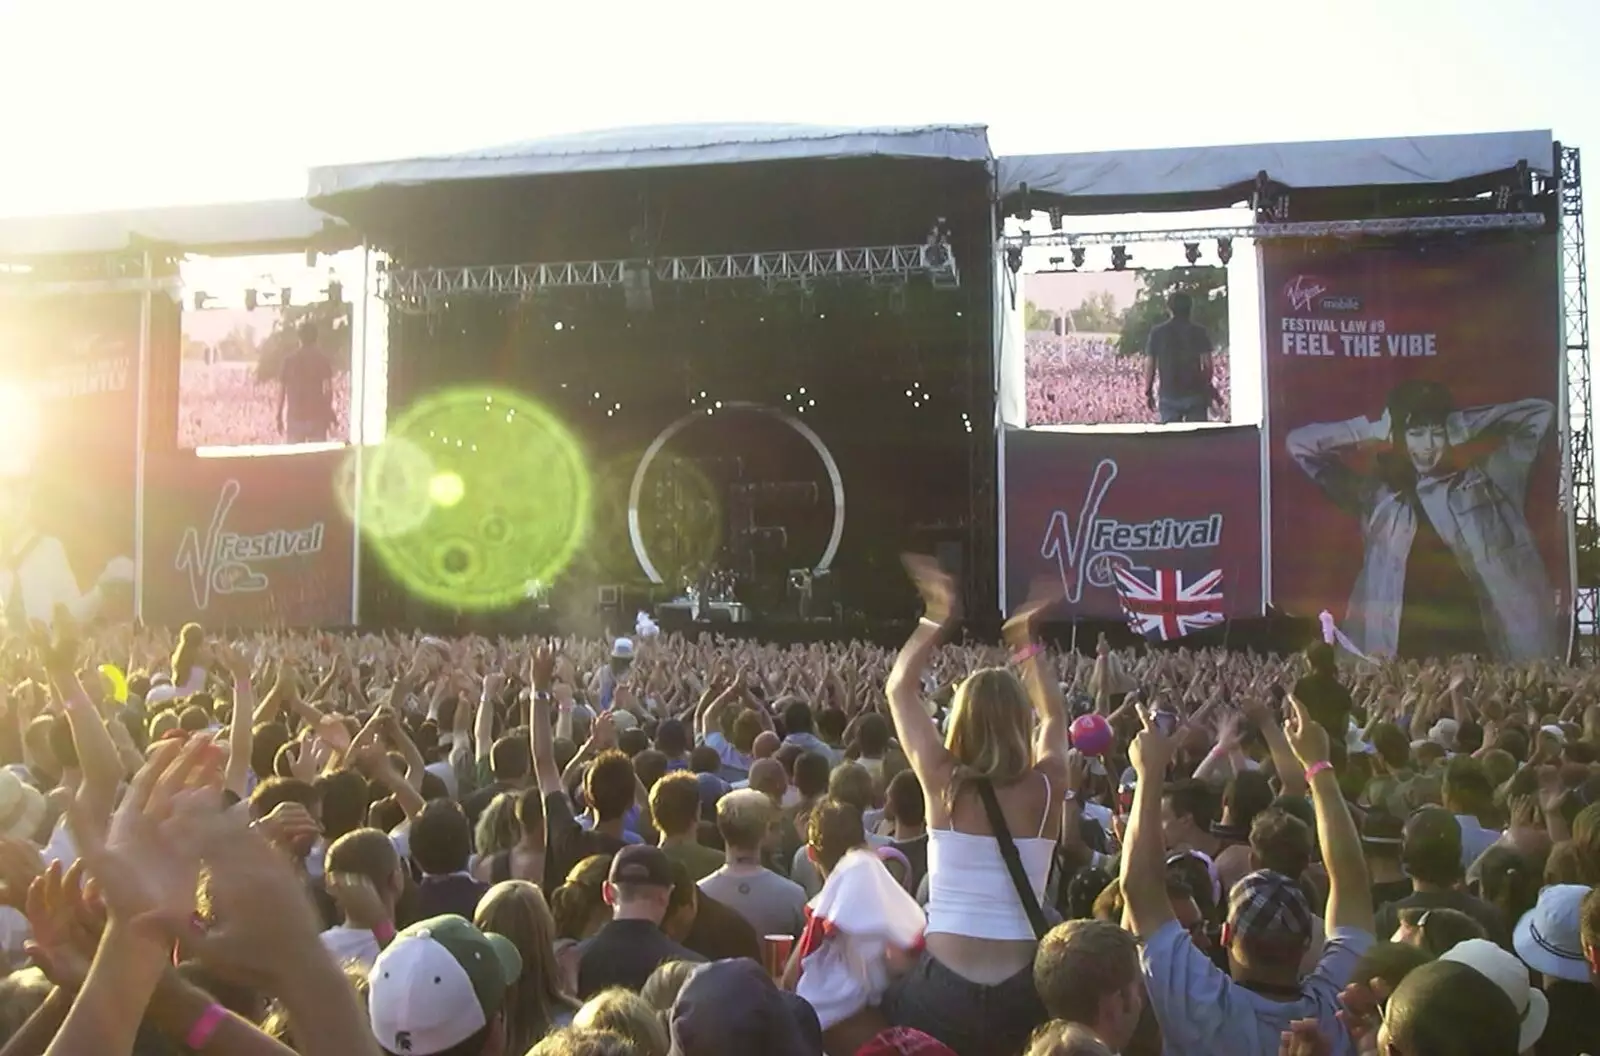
[1070,247,1086,269]
[245,289,258,311]
[305,248,318,268]
[553,322,565,331]
[192,291,212,311]
[1048,207,1064,232]
[1110,246,1129,271]
[799,387,806,395]
[1005,246,1023,275]
[1217,238,1233,265]
[280,287,292,306]
[1184,243,1201,265]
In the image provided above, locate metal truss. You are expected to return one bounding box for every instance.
[1002,211,1548,249]
[382,244,959,302]
[1560,146,1596,659]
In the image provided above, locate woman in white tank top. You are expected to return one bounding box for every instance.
[879,556,1074,1056]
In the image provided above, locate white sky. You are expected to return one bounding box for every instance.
[1,0,1594,431]
[1,0,1594,216]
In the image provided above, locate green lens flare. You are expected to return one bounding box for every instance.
[362,387,590,611]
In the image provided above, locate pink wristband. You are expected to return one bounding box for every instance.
[1304,760,1334,782]
[373,920,396,946]
[185,1003,227,1050]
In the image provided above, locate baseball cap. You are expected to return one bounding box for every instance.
[608,844,674,888]
[1514,884,1590,983]
[1359,809,1404,847]
[668,957,823,1056]
[855,1027,958,1056]
[612,637,635,659]
[1427,718,1460,750]
[1440,939,1548,1053]
[1228,870,1313,948]
[368,915,523,1056]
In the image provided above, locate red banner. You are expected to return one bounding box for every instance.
[142,450,354,628]
[1004,426,1263,621]
[0,294,141,628]
[1264,237,1567,661]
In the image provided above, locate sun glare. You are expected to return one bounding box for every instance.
[0,384,41,468]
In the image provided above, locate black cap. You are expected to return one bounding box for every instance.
[608,844,674,887]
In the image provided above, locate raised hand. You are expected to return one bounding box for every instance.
[902,553,959,628]
[23,859,103,990]
[1129,708,1175,779]
[72,735,224,939]
[530,644,556,689]
[1283,693,1331,769]
[0,837,44,911]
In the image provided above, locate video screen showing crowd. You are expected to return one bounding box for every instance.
[1023,267,1231,427]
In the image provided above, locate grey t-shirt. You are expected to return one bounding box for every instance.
[697,867,808,938]
[1145,317,1213,402]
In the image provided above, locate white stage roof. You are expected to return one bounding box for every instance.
[0,199,349,259]
[998,129,1554,202]
[308,123,993,198]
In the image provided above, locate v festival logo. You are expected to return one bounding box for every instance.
[176,480,327,610]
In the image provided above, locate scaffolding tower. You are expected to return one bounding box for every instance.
[1561,145,1596,659]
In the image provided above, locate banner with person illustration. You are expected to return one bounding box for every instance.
[0,293,143,630]
[1263,235,1568,661]
[1003,426,1262,620]
[142,449,355,628]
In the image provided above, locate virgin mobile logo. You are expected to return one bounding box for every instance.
[176,480,326,610]
[1038,458,1223,603]
[1285,275,1328,313]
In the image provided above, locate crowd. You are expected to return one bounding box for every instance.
[178,359,352,448]
[0,561,1599,1056]
[1023,335,1232,426]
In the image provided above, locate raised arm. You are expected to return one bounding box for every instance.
[1450,398,1554,502]
[528,647,562,796]
[1002,579,1070,774]
[1285,694,1373,935]
[885,556,956,797]
[1119,711,1177,939]
[216,643,256,799]
[1285,415,1384,515]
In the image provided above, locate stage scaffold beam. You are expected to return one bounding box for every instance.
[381,243,959,302]
[1559,145,1596,659]
[1001,211,1548,250]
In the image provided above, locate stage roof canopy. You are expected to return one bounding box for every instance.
[307,122,993,200]
[998,129,1555,214]
[0,198,351,260]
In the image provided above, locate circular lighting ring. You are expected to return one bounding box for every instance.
[628,401,845,585]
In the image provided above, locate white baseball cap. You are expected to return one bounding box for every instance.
[1440,938,1548,1053]
[611,637,635,659]
[368,915,522,1056]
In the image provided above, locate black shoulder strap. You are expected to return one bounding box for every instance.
[974,777,1050,941]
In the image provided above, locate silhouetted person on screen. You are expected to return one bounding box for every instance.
[1143,292,1216,424]
[279,321,334,444]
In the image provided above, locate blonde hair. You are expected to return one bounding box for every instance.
[716,788,776,851]
[551,854,614,940]
[475,880,580,1054]
[1026,1021,1114,1056]
[573,989,669,1056]
[943,666,1035,809]
[640,959,698,1013]
[474,792,521,861]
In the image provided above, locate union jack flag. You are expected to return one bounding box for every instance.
[1113,567,1225,642]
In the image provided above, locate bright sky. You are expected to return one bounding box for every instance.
[1,0,1595,216]
[1,0,1594,429]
